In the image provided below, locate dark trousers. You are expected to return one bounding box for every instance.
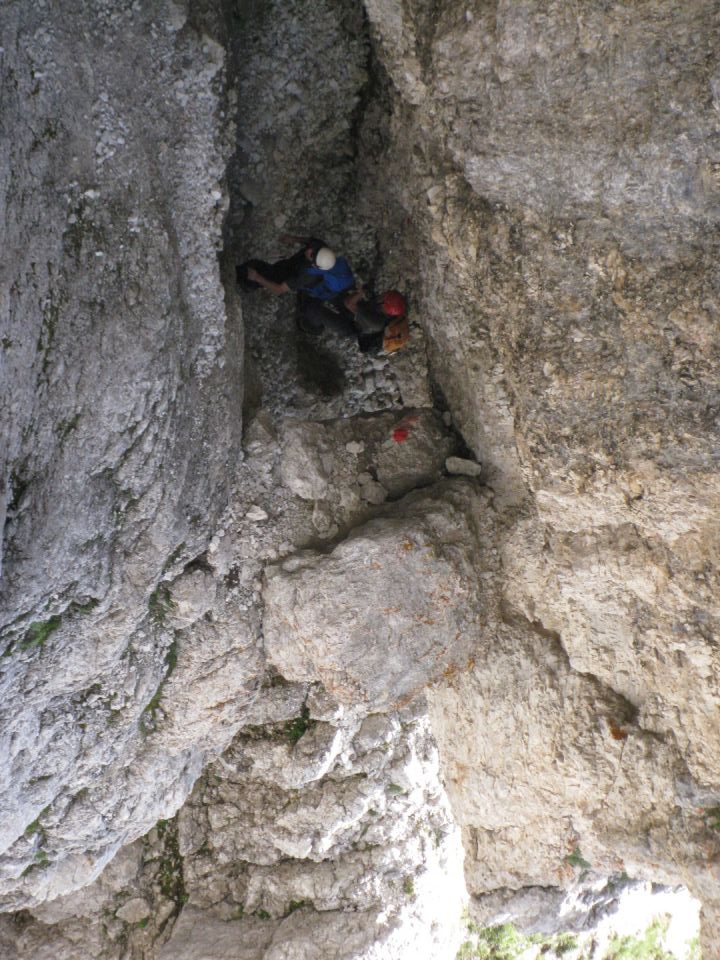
[236,251,306,289]
[297,295,382,351]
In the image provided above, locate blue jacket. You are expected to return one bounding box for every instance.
[301,256,354,301]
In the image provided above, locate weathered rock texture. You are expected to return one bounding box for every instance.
[359,0,720,953]
[0,0,249,908]
[264,481,481,710]
[2,0,720,957]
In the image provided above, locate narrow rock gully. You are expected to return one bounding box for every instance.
[174,0,490,953]
[225,0,429,424]
[137,2,484,957]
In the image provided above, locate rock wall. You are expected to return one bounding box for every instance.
[0,0,248,907]
[1,0,472,956]
[359,0,720,953]
[2,0,720,957]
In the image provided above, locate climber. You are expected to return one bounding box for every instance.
[300,287,409,354]
[236,234,355,304]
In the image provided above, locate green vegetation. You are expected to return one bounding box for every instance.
[386,783,407,796]
[148,585,175,624]
[70,598,100,616]
[286,900,306,915]
[285,705,315,743]
[141,682,165,730]
[165,639,178,673]
[685,937,701,960]
[20,847,50,878]
[702,805,720,831]
[457,923,528,960]
[455,915,693,960]
[23,806,50,838]
[162,543,187,573]
[255,909,271,920]
[3,594,100,660]
[21,615,62,650]
[155,818,187,914]
[457,920,584,960]
[402,876,415,897]
[141,639,179,731]
[565,846,591,870]
[555,933,580,955]
[606,917,674,960]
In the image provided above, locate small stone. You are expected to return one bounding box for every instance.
[360,481,388,505]
[427,184,443,205]
[312,503,334,533]
[280,421,332,500]
[357,472,374,486]
[116,897,151,923]
[445,456,483,478]
[246,505,268,522]
[442,411,453,427]
[318,523,339,540]
[345,441,365,455]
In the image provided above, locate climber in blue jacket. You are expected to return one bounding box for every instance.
[236,234,355,305]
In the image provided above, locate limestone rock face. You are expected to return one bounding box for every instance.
[0,0,247,908]
[3,0,720,955]
[165,703,466,960]
[361,0,720,950]
[263,481,481,710]
[366,0,720,241]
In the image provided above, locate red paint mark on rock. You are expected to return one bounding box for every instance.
[391,413,419,443]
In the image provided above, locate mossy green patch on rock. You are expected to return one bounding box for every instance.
[21,615,62,651]
[155,817,187,914]
[285,704,314,743]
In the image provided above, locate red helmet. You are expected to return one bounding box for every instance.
[381,290,407,317]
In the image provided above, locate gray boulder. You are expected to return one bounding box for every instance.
[263,481,481,711]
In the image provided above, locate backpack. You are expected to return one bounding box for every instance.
[382,316,410,354]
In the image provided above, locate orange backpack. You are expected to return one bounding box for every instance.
[382,317,410,354]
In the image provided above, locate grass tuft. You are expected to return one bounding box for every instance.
[285,705,314,743]
[21,615,62,650]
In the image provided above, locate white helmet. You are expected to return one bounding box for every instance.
[315,247,336,270]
